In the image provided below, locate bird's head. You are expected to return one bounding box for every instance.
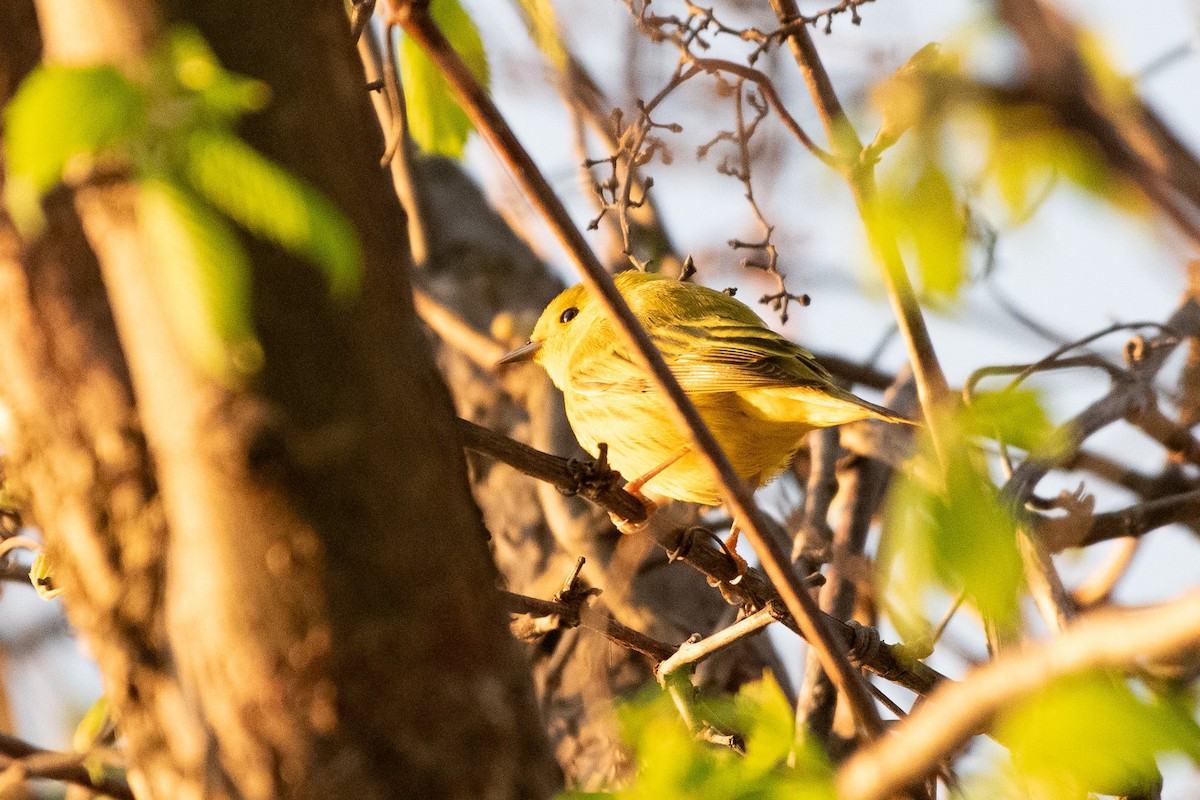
[496,282,593,387]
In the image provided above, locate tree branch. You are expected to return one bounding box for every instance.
[768,0,955,465]
[837,591,1200,800]
[0,734,132,800]
[1039,489,1200,551]
[503,591,676,663]
[390,0,885,736]
[457,417,647,522]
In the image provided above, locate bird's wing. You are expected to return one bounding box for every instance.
[655,318,838,395]
[566,314,837,396]
[564,319,651,396]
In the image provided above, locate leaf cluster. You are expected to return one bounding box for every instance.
[4,27,362,383]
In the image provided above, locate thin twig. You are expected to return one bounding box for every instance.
[688,56,835,166]
[768,0,954,466]
[503,590,676,662]
[1005,299,1200,503]
[413,288,507,368]
[0,734,132,800]
[657,605,780,677]
[357,23,432,265]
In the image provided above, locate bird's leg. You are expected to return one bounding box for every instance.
[720,525,749,584]
[624,446,691,497]
[704,523,751,605]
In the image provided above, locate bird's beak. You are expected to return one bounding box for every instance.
[496,339,543,367]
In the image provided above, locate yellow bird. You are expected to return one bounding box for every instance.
[500,270,911,506]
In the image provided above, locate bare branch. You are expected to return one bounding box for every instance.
[1005,299,1200,503]
[656,605,781,677]
[767,0,955,465]
[0,734,132,800]
[837,591,1200,800]
[503,591,676,662]
[390,0,886,736]
[413,288,508,368]
[456,417,648,523]
[1039,489,1200,551]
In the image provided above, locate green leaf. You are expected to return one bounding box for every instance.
[166,26,271,118]
[137,178,263,383]
[870,42,946,152]
[997,673,1200,796]
[595,680,833,800]
[3,65,146,231]
[984,105,1142,222]
[875,155,967,299]
[734,673,800,774]
[398,0,489,158]
[882,407,1024,638]
[183,129,362,299]
[963,389,1068,456]
[72,696,112,752]
[515,0,568,71]
[907,162,966,296]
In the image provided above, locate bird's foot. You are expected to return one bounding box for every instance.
[609,488,658,534]
[623,446,691,497]
[705,526,749,593]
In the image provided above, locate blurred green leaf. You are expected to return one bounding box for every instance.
[399,0,489,158]
[577,678,832,800]
[874,152,967,300]
[985,107,1135,220]
[997,673,1200,797]
[515,0,568,71]
[137,178,263,383]
[183,129,362,299]
[964,389,1068,456]
[166,26,270,118]
[3,26,365,387]
[871,42,947,152]
[73,696,112,752]
[4,65,145,192]
[907,162,966,296]
[3,65,146,232]
[882,405,1024,639]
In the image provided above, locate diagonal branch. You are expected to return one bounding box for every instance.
[503,590,676,662]
[767,0,955,466]
[389,0,886,736]
[836,591,1200,800]
[460,417,943,695]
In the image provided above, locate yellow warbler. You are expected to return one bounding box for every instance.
[500,270,911,505]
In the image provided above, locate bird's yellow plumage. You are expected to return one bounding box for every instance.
[504,270,910,505]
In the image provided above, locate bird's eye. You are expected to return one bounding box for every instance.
[559,307,579,324]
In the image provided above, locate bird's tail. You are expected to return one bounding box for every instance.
[839,391,919,426]
[742,385,918,428]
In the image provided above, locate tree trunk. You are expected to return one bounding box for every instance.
[0,2,558,798]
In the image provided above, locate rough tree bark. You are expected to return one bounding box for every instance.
[0,2,558,799]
